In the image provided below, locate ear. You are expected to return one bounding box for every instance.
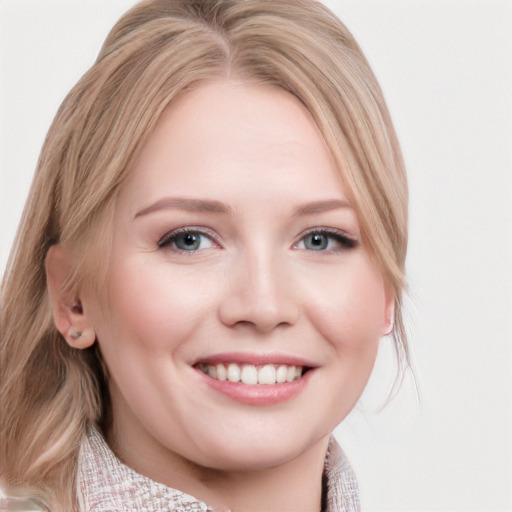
[382,284,395,337]
[45,244,96,349]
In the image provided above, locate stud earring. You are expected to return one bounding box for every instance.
[70,330,83,341]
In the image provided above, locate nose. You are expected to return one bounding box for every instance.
[218,249,300,333]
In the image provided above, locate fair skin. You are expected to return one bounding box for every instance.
[47,80,393,511]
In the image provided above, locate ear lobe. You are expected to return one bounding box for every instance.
[45,245,96,349]
[382,285,395,337]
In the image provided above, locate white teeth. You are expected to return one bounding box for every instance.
[286,366,297,382]
[227,363,241,382]
[216,363,227,381]
[199,362,305,385]
[276,365,288,383]
[241,365,258,385]
[258,364,276,384]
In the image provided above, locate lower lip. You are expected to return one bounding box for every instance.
[196,369,313,406]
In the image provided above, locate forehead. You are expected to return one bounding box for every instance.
[118,79,347,215]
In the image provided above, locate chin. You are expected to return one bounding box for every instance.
[190,426,329,472]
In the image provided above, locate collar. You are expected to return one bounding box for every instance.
[78,427,359,511]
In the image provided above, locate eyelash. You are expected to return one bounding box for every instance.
[157,227,359,253]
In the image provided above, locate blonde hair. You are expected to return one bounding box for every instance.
[0,0,408,508]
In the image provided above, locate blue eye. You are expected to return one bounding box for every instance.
[296,230,357,251]
[303,233,329,250]
[158,230,215,251]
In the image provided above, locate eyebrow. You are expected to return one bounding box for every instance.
[134,197,232,218]
[293,199,352,216]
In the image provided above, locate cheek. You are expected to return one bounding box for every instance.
[93,259,216,354]
[305,258,388,355]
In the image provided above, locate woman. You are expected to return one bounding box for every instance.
[0,0,408,510]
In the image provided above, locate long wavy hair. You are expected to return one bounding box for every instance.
[0,0,408,508]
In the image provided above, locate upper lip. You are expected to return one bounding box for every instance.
[192,352,317,368]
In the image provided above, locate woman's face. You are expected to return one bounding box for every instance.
[82,80,393,473]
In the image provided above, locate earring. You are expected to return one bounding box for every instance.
[70,330,83,341]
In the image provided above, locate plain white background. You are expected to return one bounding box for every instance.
[1,1,511,511]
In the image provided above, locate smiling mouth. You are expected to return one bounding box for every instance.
[196,363,307,385]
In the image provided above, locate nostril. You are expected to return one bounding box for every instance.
[218,302,299,333]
